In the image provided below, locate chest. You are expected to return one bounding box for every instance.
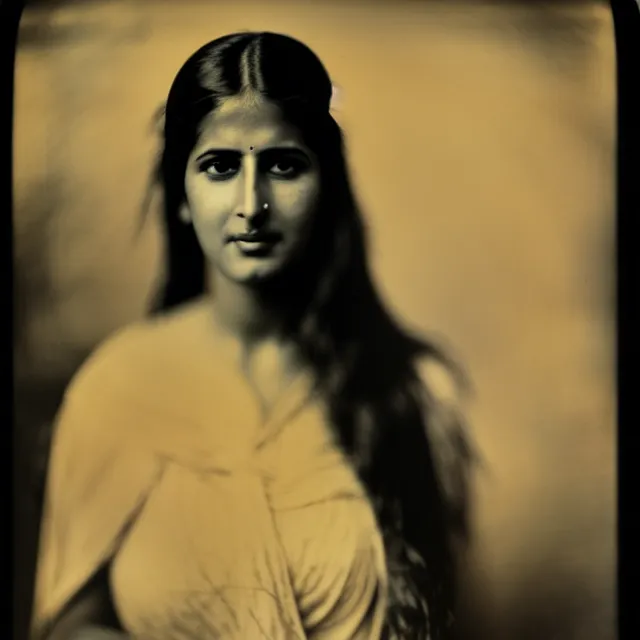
[109,442,376,638]
[108,338,382,637]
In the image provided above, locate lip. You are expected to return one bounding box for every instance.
[228,231,281,244]
[228,231,282,256]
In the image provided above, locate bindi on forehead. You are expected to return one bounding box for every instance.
[196,102,303,153]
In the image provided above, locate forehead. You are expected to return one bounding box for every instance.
[194,95,303,151]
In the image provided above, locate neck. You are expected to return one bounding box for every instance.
[208,267,293,347]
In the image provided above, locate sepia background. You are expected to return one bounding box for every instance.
[13,1,616,639]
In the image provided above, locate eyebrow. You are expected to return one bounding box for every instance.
[194,145,308,163]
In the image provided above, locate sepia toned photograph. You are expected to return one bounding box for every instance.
[13,1,618,639]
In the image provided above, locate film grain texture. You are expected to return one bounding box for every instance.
[14,2,615,639]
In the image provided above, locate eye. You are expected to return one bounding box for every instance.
[270,160,300,177]
[262,151,310,179]
[199,155,241,180]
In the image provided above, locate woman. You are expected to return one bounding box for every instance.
[31,32,473,640]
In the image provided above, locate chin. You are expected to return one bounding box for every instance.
[219,245,306,286]
[225,262,284,286]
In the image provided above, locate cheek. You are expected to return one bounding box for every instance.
[273,177,321,229]
[186,178,236,226]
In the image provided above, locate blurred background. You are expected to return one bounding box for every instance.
[13,1,616,639]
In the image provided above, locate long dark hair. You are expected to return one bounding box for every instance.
[148,32,468,639]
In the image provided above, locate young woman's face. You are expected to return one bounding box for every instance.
[183,95,321,285]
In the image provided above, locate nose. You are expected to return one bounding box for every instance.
[236,155,265,224]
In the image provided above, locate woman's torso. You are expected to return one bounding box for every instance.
[98,301,387,639]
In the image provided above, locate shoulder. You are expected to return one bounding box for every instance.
[414,351,475,537]
[56,299,213,450]
[414,350,472,468]
[415,352,467,409]
[65,298,211,407]
[43,301,214,480]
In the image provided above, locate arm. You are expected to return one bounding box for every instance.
[31,329,162,640]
